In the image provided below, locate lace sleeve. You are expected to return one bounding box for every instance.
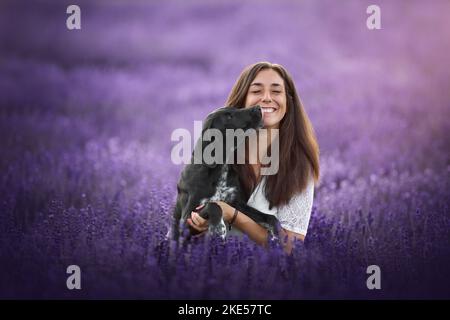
[277,176,315,235]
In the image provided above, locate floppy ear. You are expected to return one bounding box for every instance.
[196,107,230,168]
[192,113,217,168]
[201,113,215,135]
[203,116,217,168]
[201,106,229,131]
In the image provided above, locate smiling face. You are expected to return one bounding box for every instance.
[244,68,287,129]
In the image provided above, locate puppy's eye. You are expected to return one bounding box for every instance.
[227,114,233,120]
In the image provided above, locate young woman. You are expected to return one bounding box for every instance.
[187,61,320,254]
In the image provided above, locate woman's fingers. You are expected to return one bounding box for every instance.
[186,204,209,233]
[195,203,205,210]
[192,212,207,226]
[187,213,208,232]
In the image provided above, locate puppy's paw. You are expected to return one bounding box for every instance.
[209,219,228,240]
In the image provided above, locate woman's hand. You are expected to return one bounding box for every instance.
[187,204,208,235]
[186,201,234,236]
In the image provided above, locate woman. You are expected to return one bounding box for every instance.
[187,61,320,254]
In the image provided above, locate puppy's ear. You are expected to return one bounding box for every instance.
[200,113,218,168]
[202,106,228,134]
[201,113,215,135]
[198,107,229,168]
[191,116,217,167]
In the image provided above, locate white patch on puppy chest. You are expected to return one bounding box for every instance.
[209,166,236,202]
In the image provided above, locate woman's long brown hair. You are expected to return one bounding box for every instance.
[226,62,320,209]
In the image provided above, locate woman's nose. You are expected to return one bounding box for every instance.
[262,91,272,102]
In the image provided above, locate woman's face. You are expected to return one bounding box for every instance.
[245,68,287,129]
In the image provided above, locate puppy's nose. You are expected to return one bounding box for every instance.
[251,105,261,114]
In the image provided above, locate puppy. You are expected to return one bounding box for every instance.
[171,105,279,242]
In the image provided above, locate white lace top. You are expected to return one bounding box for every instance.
[245,175,315,235]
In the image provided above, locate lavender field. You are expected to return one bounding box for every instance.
[0,0,449,299]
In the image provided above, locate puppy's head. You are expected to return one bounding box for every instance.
[202,105,263,133]
[199,105,263,168]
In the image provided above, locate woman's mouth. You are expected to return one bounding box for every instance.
[261,107,277,114]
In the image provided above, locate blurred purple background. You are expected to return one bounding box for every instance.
[0,0,449,298]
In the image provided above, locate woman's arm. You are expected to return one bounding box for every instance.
[187,202,269,246]
[187,201,306,254]
[224,206,271,247]
[216,201,305,254]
